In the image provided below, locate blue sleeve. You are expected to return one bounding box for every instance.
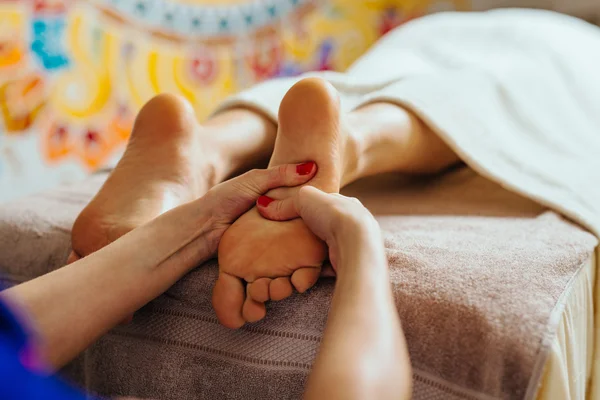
[0,299,103,400]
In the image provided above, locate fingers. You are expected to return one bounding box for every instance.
[256,196,298,221]
[212,272,246,329]
[256,183,334,222]
[295,187,376,244]
[235,161,317,200]
[291,267,321,293]
[295,185,335,216]
[265,161,317,190]
[210,162,317,224]
[293,186,339,241]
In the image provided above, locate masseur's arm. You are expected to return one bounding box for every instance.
[259,187,412,400]
[0,163,316,370]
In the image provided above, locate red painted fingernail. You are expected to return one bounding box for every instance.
[296,162,315,176]
[257,195,275,207]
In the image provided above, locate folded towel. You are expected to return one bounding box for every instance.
[0,168,595,399]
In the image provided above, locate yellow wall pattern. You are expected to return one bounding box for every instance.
[0,0,469,200]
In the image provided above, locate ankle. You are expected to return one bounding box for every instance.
[203,107,276,177]
[345,103,420,177]
[193,127,231,187]
[341,116,366,186]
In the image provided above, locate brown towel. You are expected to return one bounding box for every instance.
[0,168,596,399]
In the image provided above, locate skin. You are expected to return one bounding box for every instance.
[69,80,458,328]
[1,163,316,369]
[261,186,412,400]
[1,170,411,400]
[215,77,460,327]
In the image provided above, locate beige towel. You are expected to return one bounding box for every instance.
[216,10,600,240]
[0,168,596,399]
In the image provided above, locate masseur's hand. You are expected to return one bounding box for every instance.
[257,186,383,275]
[201,163,317,257]
[0,163,316,370]
[259,188,411,400]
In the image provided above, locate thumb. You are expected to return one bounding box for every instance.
[293,186,337,241]
[257,185,331,223]
[258,186,336,242]
[256,195,298,221]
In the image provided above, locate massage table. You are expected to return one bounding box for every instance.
[0,167,597,399]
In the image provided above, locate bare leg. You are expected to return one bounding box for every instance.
[71,94,276,259]
[215,78,459,327]
[345,101,460,181]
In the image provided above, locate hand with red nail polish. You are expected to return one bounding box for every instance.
[202,162,318,256]
[214,158,340,329]
[257,195,275,208]
[296,161,316,175]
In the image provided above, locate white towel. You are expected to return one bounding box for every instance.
[214,9,600,239]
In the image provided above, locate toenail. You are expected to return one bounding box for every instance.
[257,196,275,207]
[296,162,315,175]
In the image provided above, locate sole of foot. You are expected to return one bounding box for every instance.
[71,93,219,260]
[214,77,349,328]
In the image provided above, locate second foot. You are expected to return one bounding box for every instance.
[71,94,222,260]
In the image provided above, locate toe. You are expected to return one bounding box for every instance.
[270,277,294,301]
[212,272,246,329]
[118,314,134,325]
[66,251,80,265]
[291,267,321,293]
[242,295,267,323]
[247,278,271,303]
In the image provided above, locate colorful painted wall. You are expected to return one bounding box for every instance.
[0,0,475,201]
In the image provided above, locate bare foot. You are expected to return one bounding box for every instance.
[214,78,352,328]
[71,93,221,259]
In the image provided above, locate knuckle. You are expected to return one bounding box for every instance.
[272,200,283,216]
[276,164,289,181]
[246,168,262,181]
[247,170,267,192]
[231,179,257,199]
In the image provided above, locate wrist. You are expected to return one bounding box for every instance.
[335,215,383,253]
[334,222,387,279]
[146,200,216,270]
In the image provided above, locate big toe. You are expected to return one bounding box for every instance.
[212,272,246,329]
